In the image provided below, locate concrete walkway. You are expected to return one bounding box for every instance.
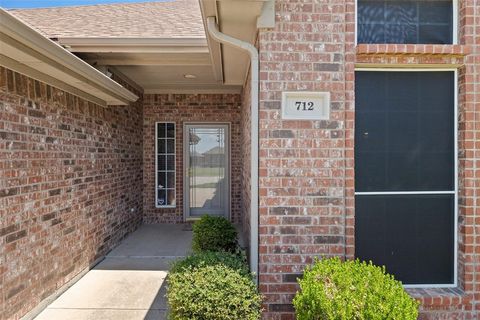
[34,224,192,320]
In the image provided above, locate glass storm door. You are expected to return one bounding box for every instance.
[184,124,229,219]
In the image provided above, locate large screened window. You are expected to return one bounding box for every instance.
[355,70,457,286]
[357,0,454,44]
[156,122,176,208]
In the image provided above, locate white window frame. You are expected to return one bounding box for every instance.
[354,68,458,288]
[155,122,176,209]
[354,0,459,46]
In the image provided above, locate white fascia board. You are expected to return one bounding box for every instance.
[0,8,138,105]
[58,37,209,53]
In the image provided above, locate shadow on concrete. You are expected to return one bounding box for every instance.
[143,275,169,320]
[34,224,192,320]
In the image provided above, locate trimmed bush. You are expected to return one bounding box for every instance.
[170,250,250,278]
[293,257,419,320]
[192,215,238,253]
[167,264,262,320]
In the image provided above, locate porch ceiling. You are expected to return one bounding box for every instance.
[58,0,267,94]
[62,37,240,93]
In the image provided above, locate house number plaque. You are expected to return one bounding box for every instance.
[281,91,330,120]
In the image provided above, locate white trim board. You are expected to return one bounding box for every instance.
[355,191,456,195]
[144,86,242,95]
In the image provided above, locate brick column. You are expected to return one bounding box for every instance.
[258,1,356,318]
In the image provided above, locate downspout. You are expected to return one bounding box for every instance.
[206,16,259,282]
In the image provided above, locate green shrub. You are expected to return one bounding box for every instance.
[170,250,251,278]
[192,215,238,253]
[167,264,262,320]
[293,257,419,320]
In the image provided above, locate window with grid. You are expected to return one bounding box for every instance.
[156,122,176,207]
[354,70,456,286]
[357,0,454,44]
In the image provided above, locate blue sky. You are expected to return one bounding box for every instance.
[1,0,166,9]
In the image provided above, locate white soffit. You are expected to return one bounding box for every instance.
[55,37,228,92]
[117,64,223,91]
[0,9,138,106]
[200,0,268,86]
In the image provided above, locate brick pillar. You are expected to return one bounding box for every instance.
[257,1,355,318]
[452,0,480,318]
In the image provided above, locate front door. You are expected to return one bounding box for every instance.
[184,124,230,219]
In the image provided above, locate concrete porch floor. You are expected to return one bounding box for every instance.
[34,224,192,320]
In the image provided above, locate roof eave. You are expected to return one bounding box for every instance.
[0,8,138,106]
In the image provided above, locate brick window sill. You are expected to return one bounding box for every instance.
[356,44,471,56]
[406,287,470,307]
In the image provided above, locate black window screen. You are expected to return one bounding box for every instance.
[156,122,176,207]
[356,195,454,284]
[355,71,456,285]
[355,72,454,192]
[358,0,453,44]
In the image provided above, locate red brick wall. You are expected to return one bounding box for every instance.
[0,67,143,319]
[142,94,243,224]
[241,72,252,247]
[257,0,480,319]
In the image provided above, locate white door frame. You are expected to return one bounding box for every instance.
[183,123,231,221]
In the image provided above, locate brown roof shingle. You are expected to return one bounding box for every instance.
[9,0,205,39]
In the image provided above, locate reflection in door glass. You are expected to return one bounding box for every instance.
[188,127,226,216]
